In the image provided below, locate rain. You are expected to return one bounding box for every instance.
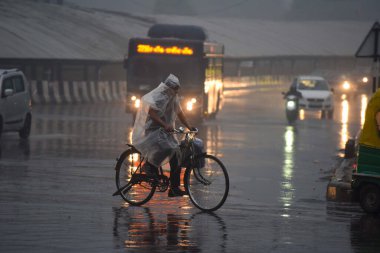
[1,0,380,252]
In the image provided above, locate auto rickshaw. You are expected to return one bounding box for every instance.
[351,89,380,213]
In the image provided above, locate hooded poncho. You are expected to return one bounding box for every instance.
[132,76,181,167]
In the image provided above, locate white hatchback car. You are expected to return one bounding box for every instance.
[0,69,32,139]
[291,75,334,118]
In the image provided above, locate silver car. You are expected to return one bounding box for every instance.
[0,69,32,139]
[292,75,335,119]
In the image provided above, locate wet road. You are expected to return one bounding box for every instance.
[1,86,380,253]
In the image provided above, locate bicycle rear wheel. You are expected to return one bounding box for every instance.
[185,154,229,212]
[115,149,156,206]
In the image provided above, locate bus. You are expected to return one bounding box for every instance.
[124,24,224,122]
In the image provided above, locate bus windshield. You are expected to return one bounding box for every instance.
[127,56,203,91]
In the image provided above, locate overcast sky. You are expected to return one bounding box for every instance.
[64,0,380,21]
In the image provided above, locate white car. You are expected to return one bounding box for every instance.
[0,69,32,139]
[291,75,334,118]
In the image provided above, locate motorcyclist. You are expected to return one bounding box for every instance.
[283,86,303,99]
[132,74,195,197]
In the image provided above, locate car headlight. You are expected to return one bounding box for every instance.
[342,81,350,90]
[130,95,141,108]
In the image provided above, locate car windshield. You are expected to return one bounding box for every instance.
[298,79,329,91]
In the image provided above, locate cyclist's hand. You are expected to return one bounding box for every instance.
[164,124,174,132]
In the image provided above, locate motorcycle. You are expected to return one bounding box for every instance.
[282,93,299,124]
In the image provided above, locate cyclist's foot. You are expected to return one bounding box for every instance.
[168,187,187,197]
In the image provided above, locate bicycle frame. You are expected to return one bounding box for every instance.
[113,128,203,196]
[114,127,229,211]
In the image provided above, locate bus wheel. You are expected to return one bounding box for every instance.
[360,184,380,213]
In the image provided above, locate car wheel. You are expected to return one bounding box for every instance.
[360,184,380,213]
[19,114,31,139]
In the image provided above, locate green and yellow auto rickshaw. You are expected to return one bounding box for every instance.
[352,89,380,213]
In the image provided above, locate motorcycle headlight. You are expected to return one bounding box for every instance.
[286,100,296,110]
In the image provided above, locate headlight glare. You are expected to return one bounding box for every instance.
[286,101,296,110]
[186,97,197,111]
[343,81,350,90]
[186,101,193,111]
[134,98,140,108]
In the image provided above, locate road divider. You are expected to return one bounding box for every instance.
[30,80,127,104]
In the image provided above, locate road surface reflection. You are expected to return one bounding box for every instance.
[338,94,368,149]
[281,126,296,216]
[340,98,349,149]
[113,206,227,252]
[350,214,380,253]
[0,139,30,160]
[360,94,368,128]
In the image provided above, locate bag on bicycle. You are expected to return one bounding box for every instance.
[180,138,205,168]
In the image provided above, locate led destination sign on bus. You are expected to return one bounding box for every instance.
[137,44,194,56]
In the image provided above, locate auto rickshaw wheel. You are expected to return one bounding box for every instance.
[360,184,380,213]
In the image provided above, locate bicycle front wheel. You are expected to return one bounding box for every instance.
[115,149,156,206]
[185,154,229,212]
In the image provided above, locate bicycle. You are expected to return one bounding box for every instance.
[112,127,229,212]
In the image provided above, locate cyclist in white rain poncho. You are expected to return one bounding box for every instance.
[132,74,195,197]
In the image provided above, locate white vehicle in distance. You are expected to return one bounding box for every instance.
[0,69,32,139]
[291,75,334,119]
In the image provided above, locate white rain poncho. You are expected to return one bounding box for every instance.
[132,75,181,168]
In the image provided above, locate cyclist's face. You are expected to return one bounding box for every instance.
[168,87,179,96]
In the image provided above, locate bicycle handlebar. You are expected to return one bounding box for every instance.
[173,127,198,134]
